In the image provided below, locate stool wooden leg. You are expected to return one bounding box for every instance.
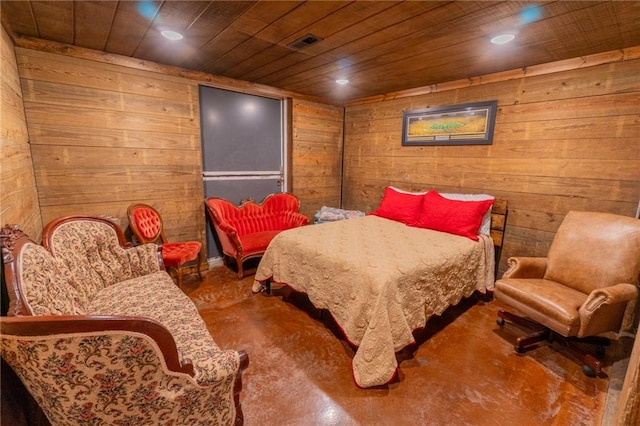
[236,257,244,279]
[195,253,203,281]
[176,266,184,287]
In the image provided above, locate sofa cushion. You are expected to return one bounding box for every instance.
[87,271,222,380]
[162,241,202,268]
[240,230,281,253]
[18,242,86,315]
[495,278,586,336]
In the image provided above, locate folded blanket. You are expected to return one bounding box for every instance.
[314,206,365,223]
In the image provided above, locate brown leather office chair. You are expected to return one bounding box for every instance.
[495,211,640,376]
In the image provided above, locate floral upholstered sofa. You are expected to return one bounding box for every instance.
[0,216,248,425]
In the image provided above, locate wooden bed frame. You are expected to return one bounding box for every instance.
[489,198,508,275]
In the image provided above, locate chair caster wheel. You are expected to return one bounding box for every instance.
[595,346,606,357]
[582,365,596,377]
[497,317,505,326]
[515,345,525,354]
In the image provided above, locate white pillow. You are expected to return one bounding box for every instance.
[388,186,427,195]
[388,186,494,235]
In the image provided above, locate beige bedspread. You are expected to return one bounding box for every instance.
[253,215,495,388]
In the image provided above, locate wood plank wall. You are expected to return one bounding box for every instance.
[0,27,41,240]
[1,36,343,425]
[0,26,47,426]
[8,43,343,256]
[342,53,640,275]
[292,99,344,219]
[16,47,205,249]
[615,330,640,425]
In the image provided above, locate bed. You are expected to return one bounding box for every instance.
[252,188,507,388]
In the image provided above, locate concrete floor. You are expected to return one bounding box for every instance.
[182,265,613,426]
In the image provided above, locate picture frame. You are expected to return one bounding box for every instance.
[401,100,498,146]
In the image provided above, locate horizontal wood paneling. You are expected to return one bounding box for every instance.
[0,27,41,241]
[292,99,343,219]
[16,47,206,251]
[16,48,196,99]
[343,55,640,275]
[12,46,344,255]
[23,102,198,134]
[615,332,640,426]
[27,124,199,150]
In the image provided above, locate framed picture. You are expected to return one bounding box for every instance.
[402,100,498,146]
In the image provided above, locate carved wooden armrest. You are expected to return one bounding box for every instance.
[0,315,194,376]
[234,350,249,426]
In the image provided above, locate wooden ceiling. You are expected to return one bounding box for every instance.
[2,1,639,103]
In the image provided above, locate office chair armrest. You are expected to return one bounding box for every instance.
[578,283,639,337]
[501,257,547,279]
[582,283,638,311]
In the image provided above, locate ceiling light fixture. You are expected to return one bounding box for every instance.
[336,78,349,85]
[519,4,542,24]
[491,34,515,45]
[161,30,183,41]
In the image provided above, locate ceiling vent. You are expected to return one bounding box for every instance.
[287,34,322,50]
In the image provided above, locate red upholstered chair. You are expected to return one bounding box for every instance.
[127,204,202,287]
[205,193,309,279]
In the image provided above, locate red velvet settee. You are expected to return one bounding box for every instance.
[205,193,309,278]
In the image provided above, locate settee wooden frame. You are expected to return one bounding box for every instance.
[206,199,264,278]
[1,221,249,425]
[206,192,309,279]
[0,316,250,424]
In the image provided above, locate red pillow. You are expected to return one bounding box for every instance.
[372,187,423,225]
[415,190,493,240]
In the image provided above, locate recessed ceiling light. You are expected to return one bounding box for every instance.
[161,30,183,41]
[519,4,542,24]
[336,78,349,85]
[491,34,515,45]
